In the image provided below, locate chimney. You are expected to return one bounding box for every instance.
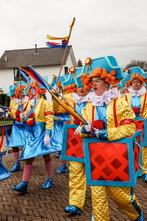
[34,44,39,55]
[4,55,7,62]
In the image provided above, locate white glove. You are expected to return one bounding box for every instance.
[44,134,50,146]
[84,123,91,132]
[20,112,24,119]
[6,112,9,118]
[94,129,99,138]
[74,125,81,135]
[53,85,60,93]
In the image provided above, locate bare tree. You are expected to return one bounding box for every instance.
[124,60,147,71]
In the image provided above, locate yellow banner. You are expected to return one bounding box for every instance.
[47,35,69,40]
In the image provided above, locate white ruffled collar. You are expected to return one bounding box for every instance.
[29,96,36,107]
[89,87,120,106]
[128,86,146,97]
[14,96,28,105]
[72,92,91,104]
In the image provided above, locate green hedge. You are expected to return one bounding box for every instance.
[0,120,13,126]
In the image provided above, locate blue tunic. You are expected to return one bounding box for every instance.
[76,102,86,115]
[95,105,107,124]
[7,104,29,148]
[8,121,29,148]
[81,103,108,140]
[95,104,107,139]
[50,113,70,151]
[20,122,60,160]
[0,153,11,181]
[131,96,141,118]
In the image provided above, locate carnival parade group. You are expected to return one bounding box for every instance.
[1,55,147,221]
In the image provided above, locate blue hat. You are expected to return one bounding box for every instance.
[74,67,85,88]
[144,72,147,80]
[122,71,129,79]
[61,67,85,91]
[120,77,130,88]
[127,66,145,77]
[120,67,147,90]
[83,56,122,80]
[125,66,146,82]
[16,81,27,87]
[61,73,75,91]
[8,84,16,97]
[50,72,69,89]
[118,77,130,93]
[52,75,66,87]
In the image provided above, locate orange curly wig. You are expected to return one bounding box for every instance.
[81,68,117,90]
[64,83,77,93]
[14,85,26,98]
[126,73,145,88]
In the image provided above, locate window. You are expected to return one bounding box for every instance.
[13,67,30,82]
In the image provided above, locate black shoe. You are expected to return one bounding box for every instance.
[12,181,28,193]
[64,205,83,215]
[41,178,53,190]
[10,162,21,173]
[56,164,68,174]
[143,174,147,183]
[135,211,144,221]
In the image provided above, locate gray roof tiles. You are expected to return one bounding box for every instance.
[0,46,76,69]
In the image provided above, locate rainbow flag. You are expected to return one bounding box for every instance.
[21,66,87,125]
[24,66,52,90]
[46,41,67,48]
[19,69,30,82]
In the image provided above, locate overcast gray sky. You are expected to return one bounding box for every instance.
[0,0,147,67]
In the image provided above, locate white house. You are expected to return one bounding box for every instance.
[0,45,77,94]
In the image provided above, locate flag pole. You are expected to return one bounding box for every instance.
[20,66,97,137]
[56,17,75,84]
[20,66,87,124]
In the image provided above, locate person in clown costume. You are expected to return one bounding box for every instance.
[0,154,10,181]
[0,85,12,181]
[64,67,92,215]
[77,56,144,221]
[122,67,147,183]
[12,83,55,193]
[50,72,73,174]
[8,82,30,173]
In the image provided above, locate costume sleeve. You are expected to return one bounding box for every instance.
[108,99,136,141]
[98,129,108,140]
[44,100,54,132]
[8,100,18,119]
[63,92,75,124]
[80,103,93,138]
[22,99,31,120]
[141,94,147,118]
[8,100,13,117]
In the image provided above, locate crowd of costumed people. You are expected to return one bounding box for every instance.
[0,55,146,221]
